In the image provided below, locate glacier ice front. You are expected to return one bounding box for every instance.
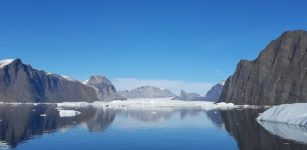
[257,103,307,126]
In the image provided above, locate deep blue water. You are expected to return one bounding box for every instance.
[0,105,306,150]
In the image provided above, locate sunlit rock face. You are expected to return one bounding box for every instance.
[0,59,99,103]
[220,30,307,105]
[84,75,126,101]
[118,86,176,99]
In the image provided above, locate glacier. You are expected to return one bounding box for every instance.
[56,97,236,110]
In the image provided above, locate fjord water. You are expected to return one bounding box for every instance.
[0,105,307,150]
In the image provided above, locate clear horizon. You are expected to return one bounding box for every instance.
[1,0,307,94]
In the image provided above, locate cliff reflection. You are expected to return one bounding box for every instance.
[219,109,307,150]
[1,105,307,150]
[0,105,115,148]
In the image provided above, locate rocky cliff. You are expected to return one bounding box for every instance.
[118,86,176,99]
[84,75,126,101]
[0,59,99,102]
[219,30,307,105]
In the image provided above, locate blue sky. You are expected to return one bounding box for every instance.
[1,0,307,93]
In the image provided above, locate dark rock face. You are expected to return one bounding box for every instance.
[84,75,126,101]
[172,90,203,101]
[219,30,307,105]
[118,86,176,99]
[0,59,99,102]
[204,81,224,102]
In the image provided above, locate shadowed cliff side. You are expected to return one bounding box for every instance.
[219,30,307,105]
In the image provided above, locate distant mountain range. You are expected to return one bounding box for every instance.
[118,86,176,99]
[0,58,224,102]
[0,59,122,102]
[172,90,203,101]
[172,81,224,102]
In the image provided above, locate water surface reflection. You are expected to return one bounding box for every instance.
[0,105,306,150]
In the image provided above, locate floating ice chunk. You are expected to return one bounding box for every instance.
[216,102,235,108]
[40,114,47,117]
[58,109,81,117]
[257,103,307,126]
[0,141,9,150]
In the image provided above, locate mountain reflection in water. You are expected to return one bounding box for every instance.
[0,105,307,150]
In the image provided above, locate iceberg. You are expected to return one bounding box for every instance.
[257,103,307,126]
[57,109,81,117]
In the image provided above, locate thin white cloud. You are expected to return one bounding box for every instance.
[112,78,215,95]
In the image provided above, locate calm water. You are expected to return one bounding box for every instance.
[0,105,307,150]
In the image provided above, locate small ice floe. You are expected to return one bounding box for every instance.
[58,109,81,118]
[0,141,10,150]
[40,114,47,117]
[216,102,235,109]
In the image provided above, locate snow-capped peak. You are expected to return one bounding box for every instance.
[0,59,16,69]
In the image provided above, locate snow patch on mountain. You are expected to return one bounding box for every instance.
[0,59,16,68]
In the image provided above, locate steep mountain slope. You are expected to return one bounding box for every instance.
[0,59,99,102]
[204,81,225,102]
[219,30,307,105]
